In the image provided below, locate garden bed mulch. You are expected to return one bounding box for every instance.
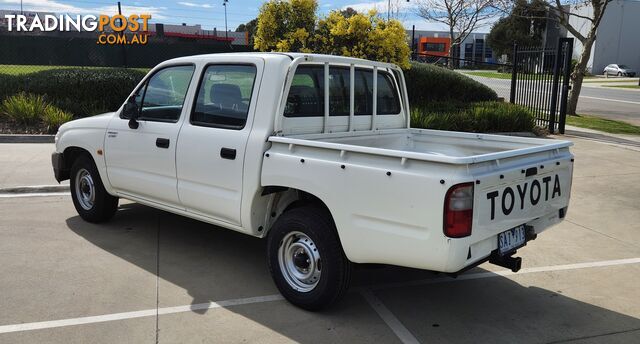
[0,118,55,135]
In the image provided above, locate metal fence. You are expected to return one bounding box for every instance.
[411,38,574,134]
[510,38,574,133]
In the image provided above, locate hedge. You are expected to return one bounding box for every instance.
[0,61,500,123]
[0,68,146,117]
[411,102,535,133]
[404,62,498,107]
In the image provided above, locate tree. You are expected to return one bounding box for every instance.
[487,0,546,59]
[315,10,411,68]
[253,1,411,69]
[340,7,358,18]
[544,0,610,116]
[414,0,497,68]
[496,0,611,115]
[254,0,318,52]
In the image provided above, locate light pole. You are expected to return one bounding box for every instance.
[223,0,228,40]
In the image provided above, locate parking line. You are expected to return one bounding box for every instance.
[368,257,640,291]
[0,295,284,334]
[1,258,639,335]
[361,290,420,344]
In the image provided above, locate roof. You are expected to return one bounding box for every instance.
[162,52,400,70]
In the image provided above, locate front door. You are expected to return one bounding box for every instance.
[105,64,195,207]
[176,62,262,225]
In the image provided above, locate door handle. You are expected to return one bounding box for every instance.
[156,138,170,149]
[220,147,236,160]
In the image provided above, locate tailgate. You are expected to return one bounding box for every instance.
[474,156,574,235]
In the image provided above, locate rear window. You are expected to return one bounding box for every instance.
[284,66,401,118]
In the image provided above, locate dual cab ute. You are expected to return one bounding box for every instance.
[52,53,574,310]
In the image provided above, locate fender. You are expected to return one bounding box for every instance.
[55,112,116,195]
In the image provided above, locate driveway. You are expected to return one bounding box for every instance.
[1,136,639,343]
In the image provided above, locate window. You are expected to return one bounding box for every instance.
[136,65,194,122]
[191,64,257,129]
[284,66,401,118]
[423,42,446,52]
[485,46,493,59]
[474,39,484,62]
[464,43,473,56]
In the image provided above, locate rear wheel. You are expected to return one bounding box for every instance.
[70,155,118,223]
[617,71,622,76]
[267,205,351,311]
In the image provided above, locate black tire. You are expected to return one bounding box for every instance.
[267,205,351,311]
[617,72,622,76]
[70,155,119,223]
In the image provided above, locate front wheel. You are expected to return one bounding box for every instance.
[70,155,119,223]
[267,205,351,311]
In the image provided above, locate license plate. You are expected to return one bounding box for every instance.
[498,225,526,255]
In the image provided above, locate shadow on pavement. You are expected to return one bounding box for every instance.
[66,203,640,343]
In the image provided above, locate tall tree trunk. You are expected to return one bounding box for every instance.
[449,29,456,69]
[567,33,595,116]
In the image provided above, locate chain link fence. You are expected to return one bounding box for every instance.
[0,32,251,74]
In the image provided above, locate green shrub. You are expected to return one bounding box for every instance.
[43,105,73,131]
[1,92,74,132]
[405,62,498,107]
[1,93,47,125]
[411,101,535,133]
[0,68,146,117]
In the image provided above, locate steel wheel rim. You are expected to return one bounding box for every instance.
[75,168,95,210]
[278,231,321,292]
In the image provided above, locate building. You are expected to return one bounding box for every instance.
[146,23,248,46]
[565,0,640,74]
[407,29,495,65]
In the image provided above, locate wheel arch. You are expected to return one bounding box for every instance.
[63,146,92,171]
[262,186,338,237]
[61,145,115,195]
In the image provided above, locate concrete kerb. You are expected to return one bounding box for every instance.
[0,135,55,143]
[0,185,69,194]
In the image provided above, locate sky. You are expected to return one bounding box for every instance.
[0,0,495,32]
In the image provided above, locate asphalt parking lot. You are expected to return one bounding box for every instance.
[1,136,639,344]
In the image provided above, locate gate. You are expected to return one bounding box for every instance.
[509,38,574,134]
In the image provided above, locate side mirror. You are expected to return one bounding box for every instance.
[124,96,139,129]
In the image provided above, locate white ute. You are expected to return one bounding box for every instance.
[52,53,574,310]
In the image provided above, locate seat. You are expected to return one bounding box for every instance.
[210,83,243,111]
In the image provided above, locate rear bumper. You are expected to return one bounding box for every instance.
[51,152,69,182]
[444,208,567,273]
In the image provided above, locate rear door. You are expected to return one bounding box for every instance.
[176,59,263,225]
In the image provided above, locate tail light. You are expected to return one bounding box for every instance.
[444,182,474,238]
